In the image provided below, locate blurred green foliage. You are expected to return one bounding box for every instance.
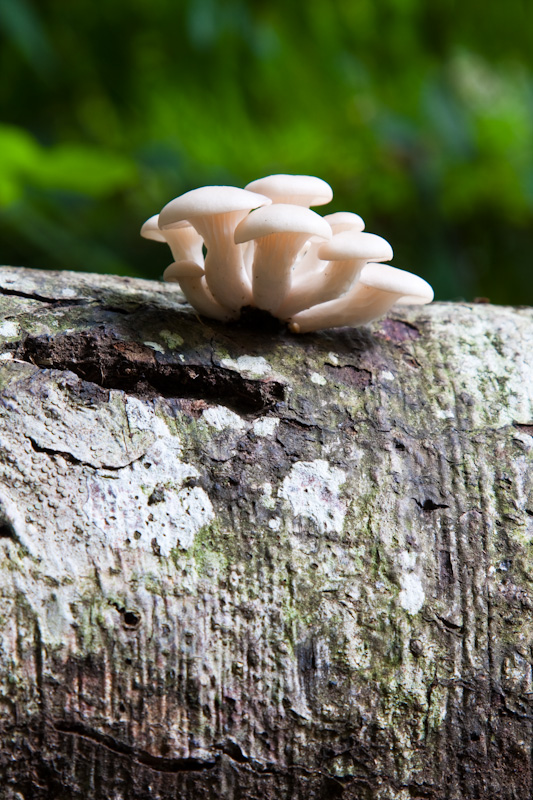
[0,0,532,303]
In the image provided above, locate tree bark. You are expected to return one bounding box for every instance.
[0,265,533,799]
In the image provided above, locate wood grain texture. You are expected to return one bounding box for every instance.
[1,266,533,799]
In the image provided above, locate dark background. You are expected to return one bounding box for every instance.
[0,0,531,304]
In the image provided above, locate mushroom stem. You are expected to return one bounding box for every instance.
[234,204,332,315]
[190,211,253,312]
[163,225,205,266]
[250,231,312,314]
[289,263,433,333]
[163,261,237,321]
[278,256,367,318]
[291,212,364,282]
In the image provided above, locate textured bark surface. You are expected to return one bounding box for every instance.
[1,265,533,799]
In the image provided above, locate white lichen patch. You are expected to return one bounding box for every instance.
[84,438,214,556]
[0,321,18,338]
[381,370,395,381]
[311,372,327,385]
[260,482,276,510]
[1,380,156,470]
[252,417,279,437]
[280,459,347,533]
[201,405,247,431]
[220,355,272,377]
[143,340,165,353]
[399,572,425,615]
[431,305,533,429]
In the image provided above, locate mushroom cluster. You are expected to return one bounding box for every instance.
[141,174,433,333]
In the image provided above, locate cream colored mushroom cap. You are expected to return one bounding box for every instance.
[359,263,434,303]
[245,174,333,207]
[141,214,166,243]
[158,186,271,230]
[163,260,205,281]
[318,231,393,262]
[234,203,332,244]
[324,211,365,232]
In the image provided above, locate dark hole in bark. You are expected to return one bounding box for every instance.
[122,611,141,629]
[0,509,16,540]
[416,498,449,512]
[18,331,286,416]
[0,522,14,539]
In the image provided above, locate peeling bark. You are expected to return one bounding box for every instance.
[1,266,533,799]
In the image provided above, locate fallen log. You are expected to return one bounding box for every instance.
[0,265,532,799]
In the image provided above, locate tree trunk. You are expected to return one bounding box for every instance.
[0,265,532,799]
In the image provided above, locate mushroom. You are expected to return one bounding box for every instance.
[291,211,366,282]
[158,186,271,312]
[234,203,332,314]
[279,230,393,318]
[140,214,167,244]
[289,263,434,334]
[141,214,205,266]
[323,211,365,233]
[163,261,236,321]
[245,174,333,208]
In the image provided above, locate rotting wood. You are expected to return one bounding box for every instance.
[1,266,533,799]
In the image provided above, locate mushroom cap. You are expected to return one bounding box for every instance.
[234,203,332,244]
[158,186,271,230]
[163,260,205,281]
[324,211,365,232]
[359,263,434,303]
[245,174,333,207]
[318,231,393,262]
[141,214,166,243]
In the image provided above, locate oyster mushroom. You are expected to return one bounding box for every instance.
[158,186,271,312]
[323,211,365,233]
[163,261,236,321]
[245,174,333,208]
[292,211,366,282]
[289,263,433,334]
[141,214,205,266]
[279,230,393,318]
[234,203,332,314]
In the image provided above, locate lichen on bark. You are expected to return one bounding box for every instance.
[1,265,533,799]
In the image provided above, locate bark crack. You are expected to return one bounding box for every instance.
[17,331,286,416]
[26,435,145,472]
[53,720,218,773]
[0,285,89,306]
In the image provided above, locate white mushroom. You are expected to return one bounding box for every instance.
[289,263,434,334]
[292,211,365,282]
[158,186,271,313]
[141,214,205,266]
[245,174,333,208]
[140,214,167,243]
[163,261,236,321]
[323,211,365,233]
[279,230,393,318]
[234,204,332,315]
